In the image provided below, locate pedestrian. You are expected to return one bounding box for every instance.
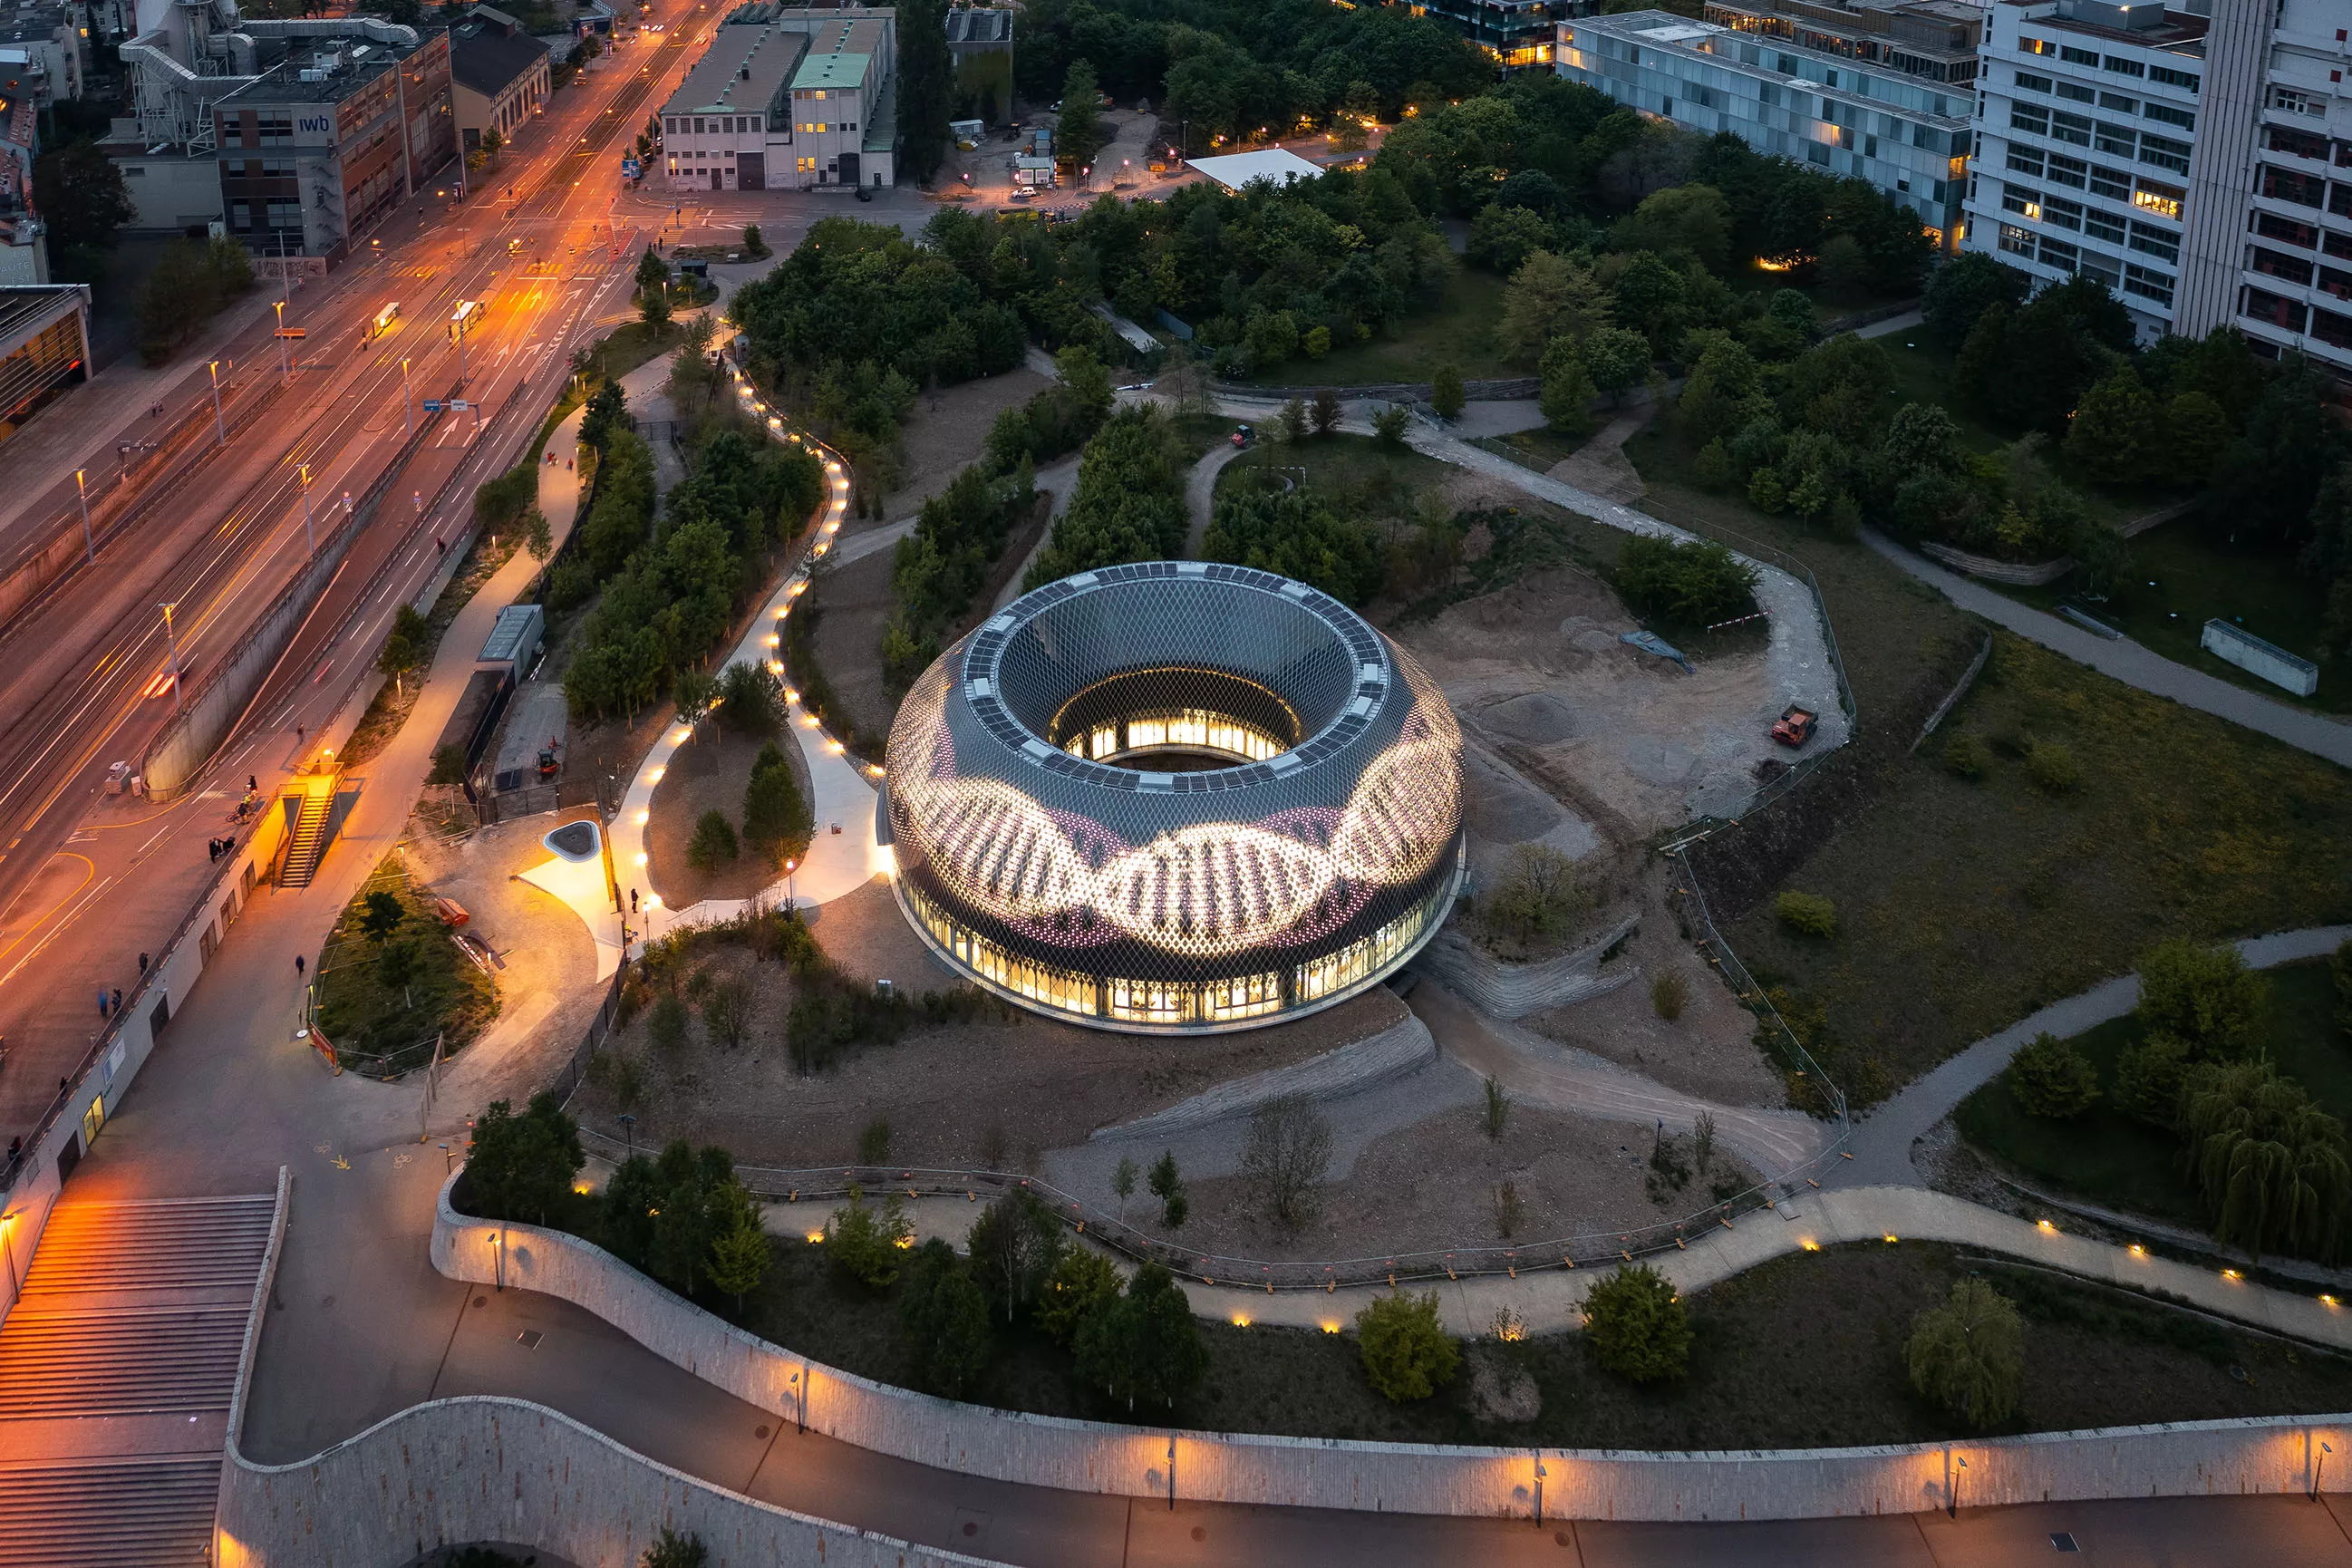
[435,536,446,557]
[6,1137,18,1163]
[630,886,639,913]
[222,834,234,854]
[111,989,121,1014]
[98,990,109,1020]
[207,838,219,862]
[296,723,305,746]
[247,776,257,794]
[295,954,305,979]
[137,953,148,976]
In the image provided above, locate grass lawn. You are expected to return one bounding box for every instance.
[678,1225,2352,1447]
[1470,425,1593,472]
[1625,430,2352,1100]
[577,318,688,384]
[314,856,498,1068]
[1244,269,1509,388]
[2001,523,2345,714]
[1220,430,1459,498]
[1955,960,2352,1229]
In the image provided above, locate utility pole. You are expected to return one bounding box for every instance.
[208,360,227,446]
[402,356,413,440]
[456,314,469,389]
[160,602,182,712]
[73,469,92,563]
[298,464,315,555]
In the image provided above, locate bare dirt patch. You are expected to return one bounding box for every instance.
[643,723,814,908]
[1398,566,1778,833]
[1150,1098,1760,1264]
[865,367,1051,534]
[570,879,1408,1168]
[800,545,898,750]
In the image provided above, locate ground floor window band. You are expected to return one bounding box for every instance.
[898,873,1457,1029]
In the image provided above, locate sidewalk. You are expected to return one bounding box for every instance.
[1862,530,2352,768]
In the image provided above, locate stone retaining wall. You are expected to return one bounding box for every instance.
[431,1179,2352,1523]
[1088,1011,1437,1144]
[215,1396,1002,1568]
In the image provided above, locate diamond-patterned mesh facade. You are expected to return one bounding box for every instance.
[884,562,1466,1033]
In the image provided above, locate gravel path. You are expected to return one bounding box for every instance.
[1860,530,2352,767]
[990,452,1080,612]
[1183,440,1244,557]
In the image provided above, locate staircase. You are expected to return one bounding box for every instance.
[278,786,333,888]
[0,1192,279,1567]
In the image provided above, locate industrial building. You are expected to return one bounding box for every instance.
[883,565,1465,1034]
[657,5,896,190]
[450,6,552,160]
[0,283,91,448]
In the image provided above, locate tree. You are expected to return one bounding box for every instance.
[892,0,953,180]
[1370,403,1410,450]
[1581,1263,1691,1382]
[1583,325,1653,407]
[2178,1058,2351,1262]
[1035,1245,1122,1347]
[1921,252,2031,349]
[1612,183,1731,273]
[826,1185,913,1290]
[717,661,779,737]
[1354,1290,1459,1402]
[1812,233,1871,299]
[2135,938,2269,1061]
[2006,1031,2099,1118]
[639,268,673,328]
[1484,1076,1510,1140]
[703,975,751,1050]
[1496,249,1610,365]
[1147,1150,1186,1227]
[706,1185,770,1310]
[685,808,739,874]
[741,742,810,865]
[1538,338,1597,435]
[2114,1030,2192,1129]
[358,888,405,945]
[1241,1094,1331,1228]
[2065,366,2162,484]
[1279,395,1310,444]
[135,237,223,360]
[1612,534,1757,627]
[465,1094,585,1225]
[1074,1263,1206,1412]
[1429,364,1466,422]
[1054,343,1115,428]
[1906,1277,2024,1428]
[1110,1156,1139,1216]
[2163,392,2231,487]
[581,378,631,457]
[899,1238,995,1397]
[1311,386,1342,437]
[1055,60,1107,170]
[2334,936,2352,1038]
[524,507,554,561]
[743,224,768,258]
[1483,843,1583,948]
[376,601,430,696]
[31,140,131,266]
[648,992,690,1054]
[966,1186,1064,1323]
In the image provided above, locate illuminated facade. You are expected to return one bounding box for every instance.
[882,563,1466,1034]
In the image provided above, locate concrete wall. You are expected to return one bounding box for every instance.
[215,1396,1003,1568]
[431,1182,2352,1523]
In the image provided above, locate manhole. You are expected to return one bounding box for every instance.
[756,1426,769,1439]
[1190,1526,1205,1542]
[963,1523,978,1537]
[1554,1531,1573,1547]
[2051,1533,2079,1553]
[473,1295,488,1308]
[517,1329,543,1350]
[2228,1363,2250,1384]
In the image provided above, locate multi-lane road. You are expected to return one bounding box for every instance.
[0,0,723,1144]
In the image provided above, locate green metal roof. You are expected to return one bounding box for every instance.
[790,49,867,90]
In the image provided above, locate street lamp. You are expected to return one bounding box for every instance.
[2317,1439,2334,1500]
[1949,1454,1968,1518]
[160,602,182,712]
[297,464,315,555]
[617,1111,636,1158]
[402,356,413,441]
[73,469,92,563]
[785,857,797,907]
[208,360,227,447]
[275,300,289,384]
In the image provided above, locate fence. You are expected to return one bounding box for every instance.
[475,776,605,827]
[547,960,631,1108]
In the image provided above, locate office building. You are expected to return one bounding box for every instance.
[0,76,38,283]
[1558,3,1977,247]
[657,5,896,191]
[1962,0,2205,341]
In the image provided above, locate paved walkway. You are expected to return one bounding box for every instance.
[1182,439,1244,557]
[990,452,1080,614]
[1838,924,2352,1190]
[1862,530,2352,768]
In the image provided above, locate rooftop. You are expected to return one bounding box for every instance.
[0,284,84,352]
[663,22,806,114]
[944,8,1011,44]
[218,33,434,107]
[791,17,883,92]
[1995,0,2207,50]
[1186,147,1325,192]
[450,13,549,96]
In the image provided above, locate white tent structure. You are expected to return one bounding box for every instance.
[1185,148,1324,192]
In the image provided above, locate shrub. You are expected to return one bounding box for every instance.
[1074,1263,1205,1413]
[2136,938,2270,1061]
[1242,1095,1331,1228]
[1147,1150,1186,1227]
[1484,1076,1510,1140]
[898,1238,995,1398]
[1430,363,1466,421]
[2024,740,2081,793]
[2114,1030,2192,1129]
[1943,733,1989,779]
[1906,1277,2023,1428]
[1580,1263,1691,1383]
[685,809,739,874]
[1650,971,1688,1021]
[1776,891,1836,938]
[465,1093,585,1224]
[643,1527,709,1568]
[1035,1246,1123,1347]
[1611,535,1759,628]
[707,1197,771,1309]
[741,742,811,866]
[1370,403,1411,449]
[1691,439,1735,491]
[2006,1031,2099,1118]
[647,992,689,1053]
[428,744,469,786]
[1355,1290,1459,1402]
[857,1118,892,1164]
[1483,843,1584,949]
[824,1185,912,1290]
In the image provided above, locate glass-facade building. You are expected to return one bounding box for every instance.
[1556,3,1976,249]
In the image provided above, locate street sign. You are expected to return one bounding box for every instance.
[450,399,470,411]
[273,326,306,339]
[622,157,643,179]
[421,398,444,412]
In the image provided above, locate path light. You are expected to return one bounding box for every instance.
[635,809,650,825]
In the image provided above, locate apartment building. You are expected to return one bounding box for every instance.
[1557,2,1977,247]
[1962,0,2204,341]
[657,5,896,191]
[210,30,457,263]
[2169,0,2352,381]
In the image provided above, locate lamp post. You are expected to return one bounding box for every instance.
[1949,1454,1967,1519]
[73,469,92,563]
[160,601,182,712]
[791,1367,807,1433]
[2317,1439,2334,1500]
[298,464,315,556]
[1534,1454,1546,1526]
[785,857,797,908]
[402,356,413,440]
[1166,1434,1176,1511]
[455,311,470,389]
[275,300,289,385]
[617,1111,636,1158]
[208,360,227,446]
